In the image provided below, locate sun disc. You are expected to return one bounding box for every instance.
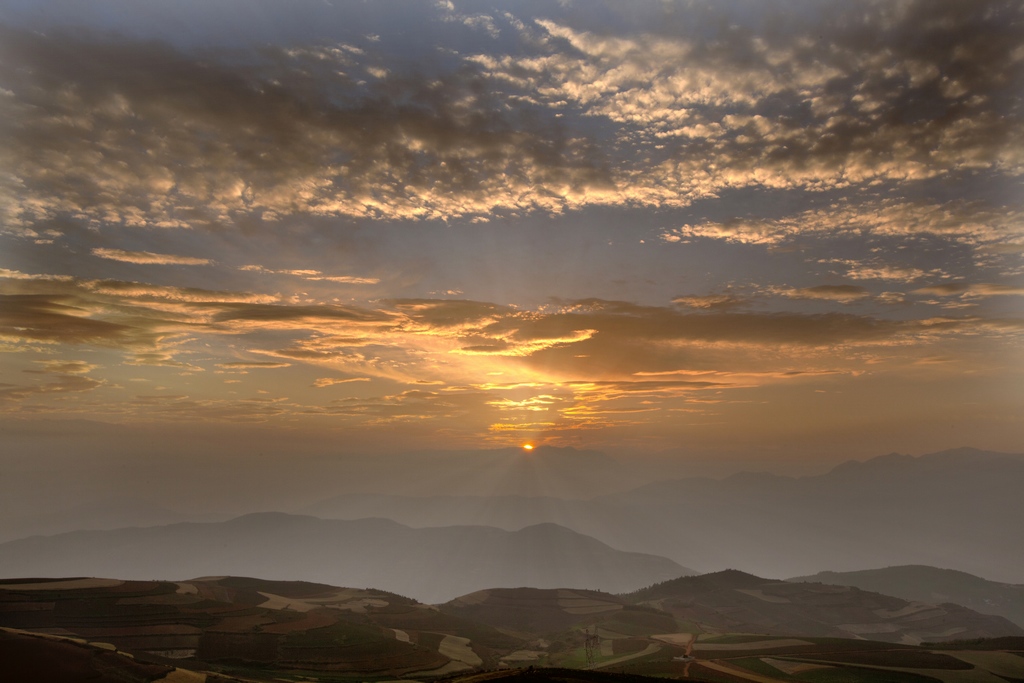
[522,443,534,450]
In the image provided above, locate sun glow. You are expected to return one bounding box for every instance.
[522,444,534,451]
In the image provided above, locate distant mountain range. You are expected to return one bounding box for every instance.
[2,448,1020,593]
[302,447,1024,583]
[791,565,1024,629]
[0,513,691,603]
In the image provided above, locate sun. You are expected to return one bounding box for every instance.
[522,443,534,451]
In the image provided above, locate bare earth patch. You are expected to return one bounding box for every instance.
[438,634,483,667]
[146,649,197,660]
[761,657,833,674]
[912,627,967,640]
[874,602,939,619]
[257,589,388,613]
[652,633,696,647]
[161,670,207,683]
[558,591,622,615]
[256,592,315,612]
[261,611,336,634]
[699,660,790,683]
[948,651,1024,678]
[117,593,203,606]
[501,650,545,662]
[411,660,474,676]
[838,623,901,635]
[591,643,660,669]
[451,590,490,606]
[735,589,791,604]
[0,578,124,591]
[564,604,624,615]
[694,639,812,651]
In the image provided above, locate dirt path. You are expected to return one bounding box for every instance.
[684,633,694,677]
[589,643,661,669]
[699,659,791,683]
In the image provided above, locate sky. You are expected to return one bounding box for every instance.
[1,1,1023,510]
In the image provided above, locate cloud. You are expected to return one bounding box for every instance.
[843,265,930,283]
[0,374,104,401]
[215,361,292,369]
[33,359,98,375]
[0,294,159,347]
[239,265,379,285]
[0,357,104,402]
[84,280,278,304]
[663,199,1024,248]
[313,377,371,387]
[91,248,210,265]
[775,285,871,302]
[471,3,1024,203]
[914,282,1024,297]
[672,293,748,310]
[313,387,492,424]
[5,1,1020,235]
[0,26,615,231]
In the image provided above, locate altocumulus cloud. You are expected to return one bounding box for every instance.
[92,248,211,266]
[3,1,1021,234]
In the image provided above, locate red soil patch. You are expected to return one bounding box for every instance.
[262,611,338,634]
[208,615,276,633]
[0,629,172,683]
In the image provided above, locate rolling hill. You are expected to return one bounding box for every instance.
[625,569,1024,644]
[0,513,690,603]
[4,572,1024,681]
[790,566,1024,629]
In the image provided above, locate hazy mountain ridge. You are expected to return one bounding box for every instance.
[301,448,1024,583]
[0,513,691,604]
[790,565,1024,630]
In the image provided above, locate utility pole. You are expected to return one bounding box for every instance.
[583,627,600,667]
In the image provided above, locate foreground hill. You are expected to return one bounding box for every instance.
[4,573,1024,681]
[0,626,253,683]
[0,513,689,603]
[0,576,502,677]
[442,586,677,638]
[626,569,1024,644]
[791,565,1024,629]
[305,448,1024,582]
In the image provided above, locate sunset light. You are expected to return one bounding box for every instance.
[0,8,1021,675]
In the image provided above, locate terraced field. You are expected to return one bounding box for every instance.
[4,572,1023,682]
[0,576,477,679]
